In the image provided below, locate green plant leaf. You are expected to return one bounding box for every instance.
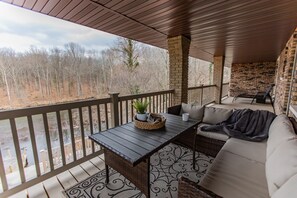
[132,99,150,114]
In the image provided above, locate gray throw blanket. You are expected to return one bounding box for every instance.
[200,109,276,142]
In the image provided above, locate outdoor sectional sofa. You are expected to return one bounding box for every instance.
[168,104,297,198]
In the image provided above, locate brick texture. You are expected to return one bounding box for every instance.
[229,62,276,97]
[168,35,191,105]
[274,29,297,114]
[213,56,224,103]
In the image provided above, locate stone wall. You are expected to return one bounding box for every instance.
[274,29,297,114]
[229,62,276,97]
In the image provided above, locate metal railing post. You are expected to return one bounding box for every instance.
[109,92,120,127]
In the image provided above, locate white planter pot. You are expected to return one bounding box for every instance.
[136,113,147,121]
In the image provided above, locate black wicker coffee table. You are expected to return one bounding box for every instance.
[89,113,198,198]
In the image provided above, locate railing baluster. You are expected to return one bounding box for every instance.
[104,103,109,129]
[161,94,165,112]
[43,113,54,171]
[27,115,41,177]
[130,100,133,121]
[0,149,8,191]
[160,94,162,112]
[119,101,123,125]
[125,101,128,124]
[148,96,152,112]
[68,109,76,161]
[88,106,94,153]
[97,104,102,132]
[156,95,158,113]
[56,111,66,166]
[78,107,86,157]
[10,118,26,183]
[201,86,204,105]
[166,93,168,110]
[152,96,155,112]
[158,95,160,112]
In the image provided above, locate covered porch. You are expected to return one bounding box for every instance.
[5,98,274,198]
[1,0,297,197]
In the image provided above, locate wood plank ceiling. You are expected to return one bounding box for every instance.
[4,0,297,64]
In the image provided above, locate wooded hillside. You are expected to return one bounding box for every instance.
[0,38,221,109]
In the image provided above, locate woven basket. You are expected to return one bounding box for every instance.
[134,113,166,130]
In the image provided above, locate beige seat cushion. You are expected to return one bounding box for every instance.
[200,150,269,198]
[203,107,233,124]
[266,139,297,196]
[222,138,267,164]
[271,174,297,198]
[197,123,229,141]
[180,103,204,120]
[267,114,296,158]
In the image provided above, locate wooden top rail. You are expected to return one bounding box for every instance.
[188,83,229,91]
[119,89,174,101]
[188,84,216,90]
[0,90,175,120]
[0,97,111,120]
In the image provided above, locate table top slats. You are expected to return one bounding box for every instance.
[90,134,141,162]
[90,113,198,165]
[108,129,156,150]
[123,124,173,140]
[112,127,162,147]
[101,132,149,155]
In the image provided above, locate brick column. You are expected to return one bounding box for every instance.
[213,56,225,104]
[275,29,297,114]
[168,35,191,106]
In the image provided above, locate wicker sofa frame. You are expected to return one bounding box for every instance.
[178,177,222,198]
[168,104,225,157]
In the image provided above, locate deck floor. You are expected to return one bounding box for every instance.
[8,155,105,198]
[212,97,274,112]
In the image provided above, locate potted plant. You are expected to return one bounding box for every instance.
[133,99,149,121]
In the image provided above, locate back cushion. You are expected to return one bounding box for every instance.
[180,103,204,121]
[267,114,296,158]
[202,107,233,124]
[266,139,297,196]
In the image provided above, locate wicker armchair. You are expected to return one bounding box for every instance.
[168,105,225,158]
[168,104,199,148]
[178,177,222,198]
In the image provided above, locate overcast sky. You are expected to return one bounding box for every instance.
[0,2,118,53]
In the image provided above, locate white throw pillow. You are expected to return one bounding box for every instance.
[266,139,297,196]
[180,103,204,121]
[202,107,233,124]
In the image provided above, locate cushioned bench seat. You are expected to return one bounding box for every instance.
[199,149,269,198]
[221,138,267,164]
[197,123,229,141]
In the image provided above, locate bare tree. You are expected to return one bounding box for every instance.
[64,43,85,97]
[0,48,14,104]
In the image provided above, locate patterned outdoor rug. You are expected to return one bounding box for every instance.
[64,143,214,198]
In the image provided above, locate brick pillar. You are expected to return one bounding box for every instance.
[213,56,225,104]
[168,35,191,106]
[275,29,297,114]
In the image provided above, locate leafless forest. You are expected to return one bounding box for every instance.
[0,38,222,109]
